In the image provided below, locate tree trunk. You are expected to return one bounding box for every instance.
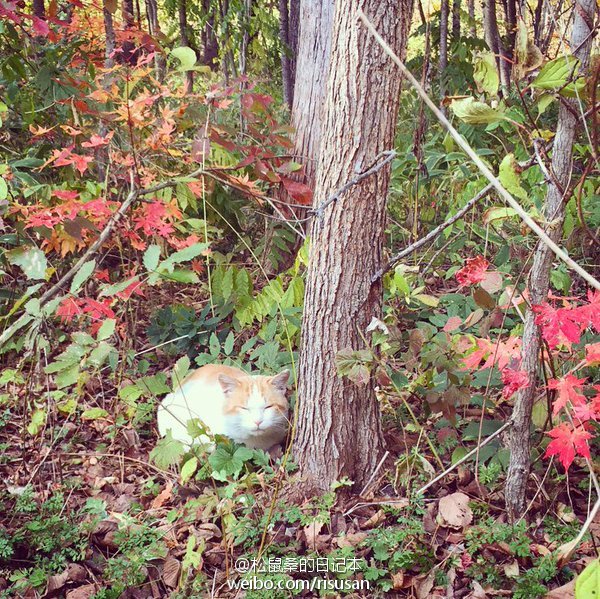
[279,0,295,106]
[439,0,449,104]
[178,0,194,93]
[503,0,517,79]
[33,0,45,19]
[505,0,596,521]
[146,0,166,79]
[483,0,509,92]
[290,0,335,188]
[122,0,134,25]
[468,0,475,36]
[452,0,461,39]
[294,0,414,493]
[201,0,219,68]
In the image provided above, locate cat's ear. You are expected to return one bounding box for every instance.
[270,370,289,393]
[218,374,240,394]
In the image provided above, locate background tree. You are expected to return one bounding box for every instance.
[505,0,596,520]
[294,0,414,492]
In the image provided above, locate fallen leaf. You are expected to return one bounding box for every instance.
[414,570,435,599]
[504,560,519,578]
[151,481,173,509]
[163,556,180,588]
[545,578,575,598]
[66,584,99,599]
[465,581,488,599]
[392,571,405,590]
[335,531,368,548]
[438,492,473,528]
[363,509,386,529]
[304,521,323,550]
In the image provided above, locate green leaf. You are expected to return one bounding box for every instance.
[82,407,109,420]
[536,94,555,116]
[0,178,7,201]
[575,558,600,599]
[180,456,198,484]
[163,269,199,283]
[27,409,46,435]
[150,432,186,469]
[55,365,80,388]
[473,52,499,95]
[414,294,439,307]
[70,259,96,294]
[6,246,47,280]
[172,355,190,389]
[498,154,528,201]
[159,242,209,269]
[450,97,505,124]
[88,342,113,367]
[483,206,519,224]
[532,55,579,90]
[209,445,253,478]
[223,331,235,356]
[170,46,198,71]
[96,319,116,341]
[143,244,161,272]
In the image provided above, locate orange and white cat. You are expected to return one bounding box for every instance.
[157,364,290,450]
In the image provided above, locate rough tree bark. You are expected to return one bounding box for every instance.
[201,0,219,68]
[178,0,194,93]
[293,0,414,493]
[439,0,449,105]
[145,0,166,79]
[452,0,461,39]
[290,0,335,187]
[505,0,596,520]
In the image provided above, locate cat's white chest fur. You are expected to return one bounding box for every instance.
[157,364,289,450]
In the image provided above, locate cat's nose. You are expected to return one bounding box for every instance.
[254,419,263,428]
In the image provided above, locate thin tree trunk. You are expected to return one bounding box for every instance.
[201,0,219,68]
[452,0,461,39]
[239,0,252,78]
[122,0,134,25]
[178,0,194,93]
[146,0,166,80]
[468,0,475,36]
[504,0,517,77]
[439,0,449,105]
[288,0,300,93]
[33,0,45,19]
[505,0,596,520]
[279,0,293,106]
[483,0,509,92]
[294,0,414,493]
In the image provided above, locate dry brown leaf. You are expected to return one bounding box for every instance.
[465,581,488,599]
[66,564,87,583]
[503,560,519,578]
[304,521,323,549]
[151,481,173,510]
[392,571,404,590]
[195,522,222,540]
[66,584,99,599]
[46,569,70,593]
[414,570,435,599]
[545,578,575,598]
[438,492,473,528]
[163,556,181,588]
[335,531,368,548]
[363,509,386,529]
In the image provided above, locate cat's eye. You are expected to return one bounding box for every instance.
[239,407,249,411]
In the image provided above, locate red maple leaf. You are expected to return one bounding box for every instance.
[81,132,114,148]
[585,342,600,366]
[501,368,529,398]
[545,423,592,469]
[577,290,600,332]
[533,303,583,349]
[548,374,587,415]
[56,297,82,322]
[456,256,489,287]
[462,336,521,371]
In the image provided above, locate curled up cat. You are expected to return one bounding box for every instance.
[157,364,290,450]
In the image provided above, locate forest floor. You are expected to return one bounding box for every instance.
[1,350,598,599]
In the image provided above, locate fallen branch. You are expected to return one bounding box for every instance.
[357,10,600,292]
